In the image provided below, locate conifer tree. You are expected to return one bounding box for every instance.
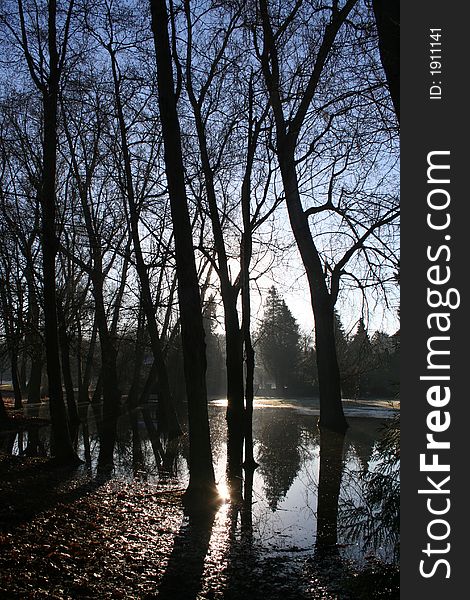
[345,318,373,398]
[258,287,301,394]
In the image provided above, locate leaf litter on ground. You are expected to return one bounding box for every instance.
[0,454,398,599]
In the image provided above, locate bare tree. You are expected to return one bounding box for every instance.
[253,0,398,432]
[0,93,44,406]
[0,0,80,460]
[150,0,217,503]
[0,237,24,410]
[173,1,280,483]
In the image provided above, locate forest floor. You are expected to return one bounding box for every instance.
[0,453,399,599]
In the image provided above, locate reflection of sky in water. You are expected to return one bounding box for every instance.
[3,398,398,564]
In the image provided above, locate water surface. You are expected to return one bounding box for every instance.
[1,397,399,565]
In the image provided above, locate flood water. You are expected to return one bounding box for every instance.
[1,397,399,567]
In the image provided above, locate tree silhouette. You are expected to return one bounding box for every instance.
[344,318,373,398]
[253,0,399,431]
[257,411,302,511]
[149,0,217,503]
[257,287,301,395]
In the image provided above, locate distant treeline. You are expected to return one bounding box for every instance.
[0,286,398,403]
[214,287,400,400]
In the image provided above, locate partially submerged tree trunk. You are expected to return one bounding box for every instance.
[240,80,262,470]
[278,152,347,432]
[0,389,8,424]
[41,82,78,460]
[23,241,43,406]
[92,277,121,470]
[150,0,217,504]
[80,404,92,471]
[15,0,80,462]
[27,358,43,405]
[10,352,23,410]
[57,298,80,435]
[78,311,98,405]
[181,1,245,481]
[26,294,43,405]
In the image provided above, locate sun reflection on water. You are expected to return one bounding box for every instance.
[216,478,230,502]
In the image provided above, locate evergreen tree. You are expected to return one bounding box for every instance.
[345,318,374,399]
[333,310,350,382]
[369,331,400,397]
[298,333,318,395]
[257,412,302,511]
[257,287,301,395]
[203,296,225,398]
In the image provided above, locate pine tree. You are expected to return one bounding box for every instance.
[333,310,350,380]
[257,287,301,395]
[369,331,400,397]
[203,296,225,398]
[345,318,373,399]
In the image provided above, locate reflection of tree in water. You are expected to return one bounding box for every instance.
[137,407,184,479]
[315,428,346,555]
[307,422,399,598]
[339,416,400,561]
[24,403,46,457]
[256,410,302,511]
[207,406,228,466]
[345,418,380,470]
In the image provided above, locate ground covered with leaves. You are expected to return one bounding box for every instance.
[0,454,398,599]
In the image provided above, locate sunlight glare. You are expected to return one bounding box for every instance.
[217,479,230,501]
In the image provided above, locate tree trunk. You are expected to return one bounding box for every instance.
[109,49,181,438]
[57,299,80,436]
[241,183,257,466]
[243,337,256,466]
[372,0,400,122]
[92,277,121,470]
[23,236,43,406]
[19,350,28,396]
[126,305,146,409]
[137,361,157,407]
[150,0,217,503]
[78,314,98,404]
[91,372,103,404]
[42,96,77,459]
[26,290,43,406]
[0,279,23,410]
[27,357,43,405]
[0,389,8,423]
[25,401,41,457]
[40,0,78,463]
[76,402,91,469]
[279,151,347,433]
[258,0,352,434]
[130,409,145,477]
[142,406,164,467]
[10,352,23,410]
[183,53,245,481]
[225,311,245,484]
